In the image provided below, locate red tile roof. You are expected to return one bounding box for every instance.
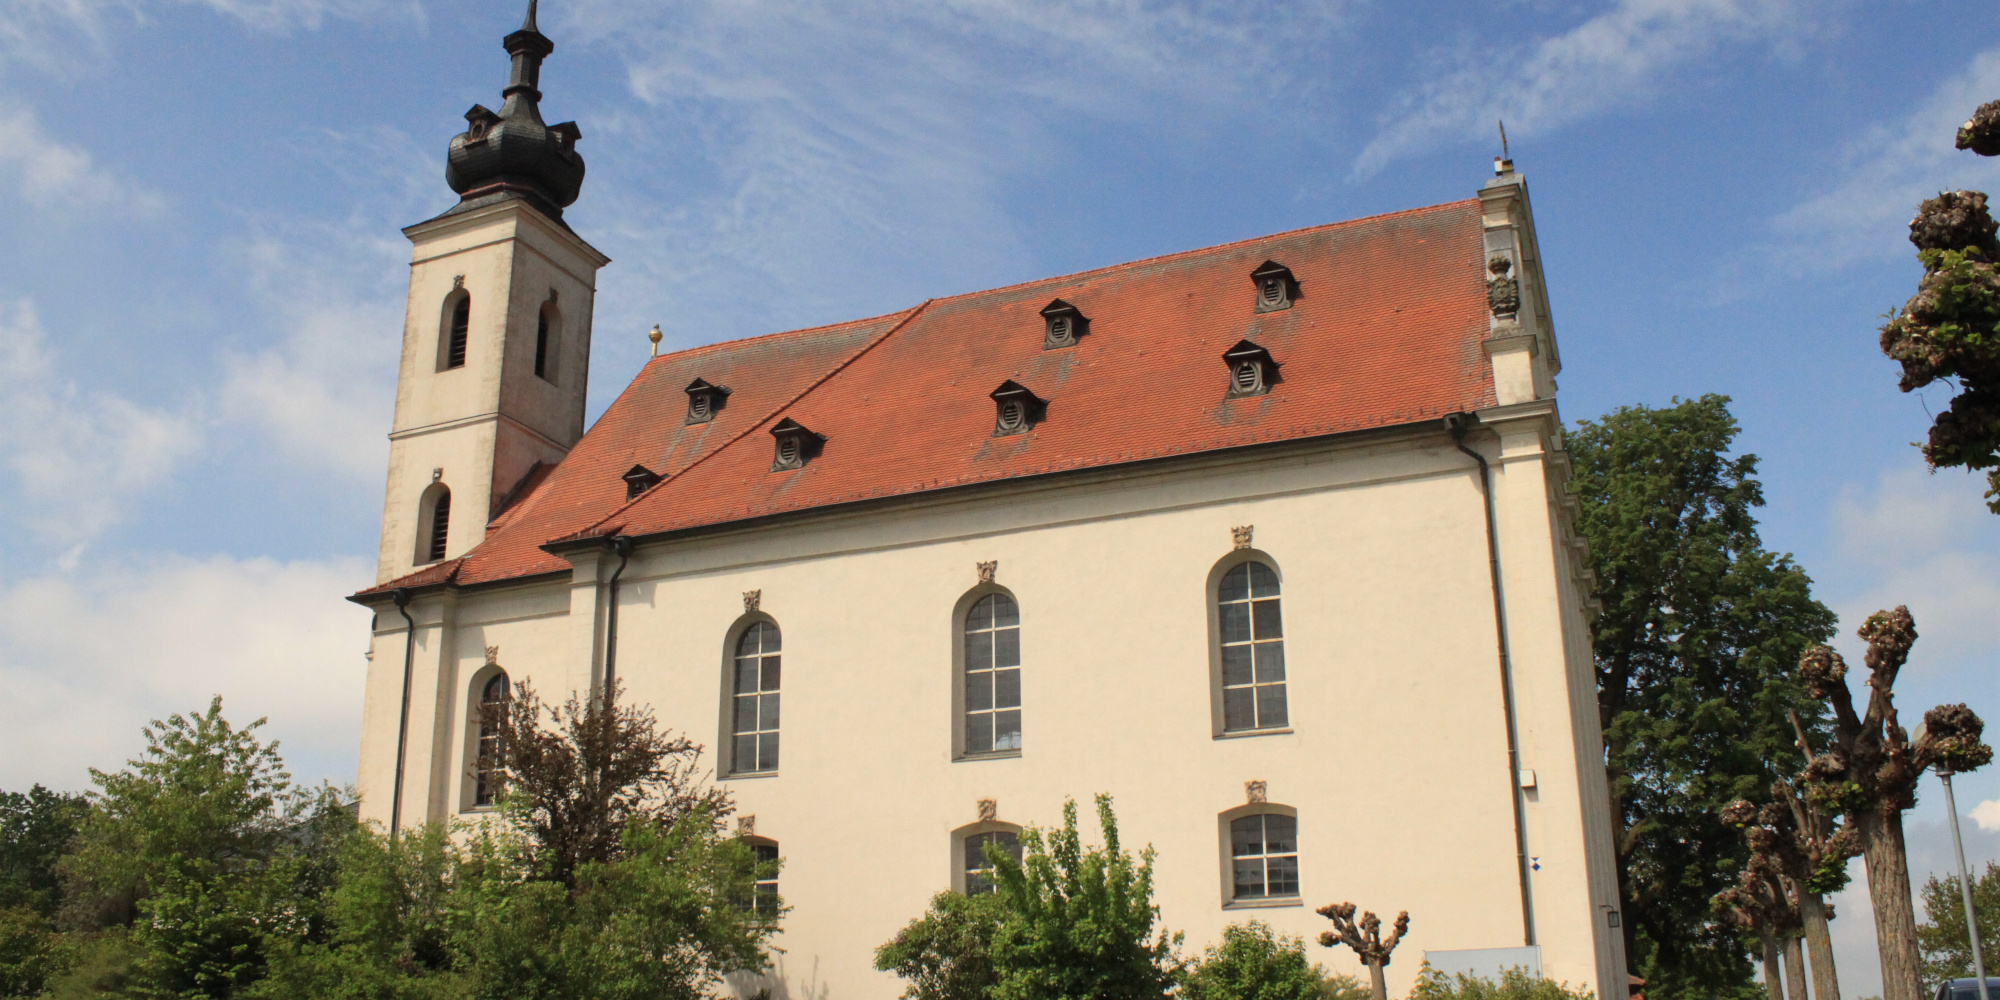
[358,199,1494,598]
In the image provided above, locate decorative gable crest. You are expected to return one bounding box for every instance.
[1486,255,1520,320]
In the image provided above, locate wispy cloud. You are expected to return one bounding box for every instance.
[1355,0,1818,178]
[0,552,373,790]
[1765,46,2000,275]
[1825,466,2000,667]
[0,105,162,215]
[0,0,419,73]
[0,298,202,549]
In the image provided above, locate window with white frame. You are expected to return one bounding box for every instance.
[1218,562,1286,731]
[473,671,510,806]
[964,830,1022,896]
[1230,812,1299,901]
[731,622,781,773]
[740,840,779,918]
[964,594,1021,754]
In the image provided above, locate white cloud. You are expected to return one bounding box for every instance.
[1826,466,2000,666]
[0,105,162,215]
[0,0,419,74]
[0,552,373,792]
[1975,799,2000,832]
[1355,0,1817,178]
[0,298,202,547]
[1767,46,2000,274]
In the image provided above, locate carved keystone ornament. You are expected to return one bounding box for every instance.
[484,645,500,667]
[976,561,998,584]
[977,798,998,822]
[737,814,755,836]
[742,590,762,613]
[1232,525,1254,550]
[1246,780,1267,804]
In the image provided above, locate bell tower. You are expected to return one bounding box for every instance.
[376,0,609,584]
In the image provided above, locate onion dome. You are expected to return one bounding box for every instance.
[442,0,585,223]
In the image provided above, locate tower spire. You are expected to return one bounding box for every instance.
[500,0,555,122]
[439,0,586,222]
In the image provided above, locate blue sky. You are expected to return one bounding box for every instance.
[1,0,1997,991]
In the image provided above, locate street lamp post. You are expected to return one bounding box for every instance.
[1937,762,1992,1000]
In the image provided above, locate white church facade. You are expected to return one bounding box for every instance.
[349,7,1628,998]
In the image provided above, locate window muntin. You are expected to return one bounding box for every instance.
[964,594,1021,754]
[1230,813,1299,900]
[748,841,779,918]
[444,296,469,370]
[964,830,1021,896]
[1219,562,1286,731]
[425,488,452,564]
[731,622,781,773]
[474,672,510,806]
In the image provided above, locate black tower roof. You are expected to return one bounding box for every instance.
[439,0,585,224]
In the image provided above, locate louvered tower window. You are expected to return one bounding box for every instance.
[427,489,451,563]
[446,297,469,369]
[534,311,550,378]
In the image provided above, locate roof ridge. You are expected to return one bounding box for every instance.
[563,298,939,542]
[923,199,1479,308]
[645,305,922,367]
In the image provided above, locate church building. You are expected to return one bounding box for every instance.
[349,6,1627,997]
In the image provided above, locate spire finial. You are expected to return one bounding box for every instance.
[521,0,539,33]
[649,324,663,357]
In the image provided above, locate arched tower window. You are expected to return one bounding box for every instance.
[730,621,781,774]
[963,593,1021,755]
[1217,561,1286,732]
[534,300,560,383]
[415,483,452,565]
[473,671,511,806]
[438,292,470,372]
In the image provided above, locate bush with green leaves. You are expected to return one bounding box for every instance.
[1180,921,1347,1000]
[1409,964,1596,1000]
[874,890,1008,1000]
[1916,860,1999,984]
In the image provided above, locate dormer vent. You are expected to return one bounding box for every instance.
[1250,260,1297,313]
[685,378,732,425]
[769,418,824,472]
[622,464,661,498]
[989,380,1047,436]
[464,104,501,143]
[1039,299,1088,350]
[1222,340,1278,398]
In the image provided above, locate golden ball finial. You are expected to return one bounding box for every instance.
[648,324,663,357]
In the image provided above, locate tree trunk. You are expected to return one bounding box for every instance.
[1859,810,1924,1000]
[1368,958,1388,1000]
[1801,888,1842,1000]
[1786,935,1811,1000]
[1764,930,1787,1000]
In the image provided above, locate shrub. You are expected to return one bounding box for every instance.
[1409,964,1596,1000]
[1180,921,1328,1000]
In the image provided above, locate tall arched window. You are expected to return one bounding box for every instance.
[1228,811,1300,902]
[474,671,510,807]
[415,483,451,565]
[963,594,1021,755]
[731,622,781,774]
[439,293,469,371]
[1218,561,1286,732]
[964,829,1021,896]
[534,302,560,382]
[736,837,780,918]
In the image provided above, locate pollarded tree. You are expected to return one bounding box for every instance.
[1570,395,1838,1000]
[1876,99,2000,512]
[1315,903,1407,1000]
[1796,608,1994,1000]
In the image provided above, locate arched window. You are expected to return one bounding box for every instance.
[1218,561,1286,732]
[731,622,781,774]
[737,837,780,918]
[438,293,469,371]
[963,593,1021,755]
[534,302,560,383]
[416,483,451,565]
[964,829,1022,896]
[1229,811,1299,902]
[474,671,510,806]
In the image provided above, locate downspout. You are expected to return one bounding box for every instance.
[390,587,417,840]
[600,536,633,704]
[1447,412,1537,947]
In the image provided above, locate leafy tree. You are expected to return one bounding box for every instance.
[874,890,1008,1000]
[1569,395,1838,1000]
[1876,98,2000,513]
[985,794,1182,1000]
[1180,921,1329,1000]
[1917,861,2000,984]
[1408,965,1595,1000]
[1797,613,1993,1000]
[0,785,88,998]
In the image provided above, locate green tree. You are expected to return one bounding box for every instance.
[1569,395,1838,1000]
[1409,965,1595,1000]
[874,890,1008,1000]
[0,785,89,997]
[1180,921,1328,1000]
[986,794,1182,1000]
[1917,861,2000,984]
